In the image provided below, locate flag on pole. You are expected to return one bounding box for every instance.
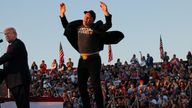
[108,45,113,62]
[160,35,164,59]
[59,42,64,65]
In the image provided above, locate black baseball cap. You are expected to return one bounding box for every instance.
[84,10,96,21]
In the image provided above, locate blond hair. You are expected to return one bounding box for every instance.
[4,27,17,36]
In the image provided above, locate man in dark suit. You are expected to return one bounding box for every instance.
[59,2,124,108]
[0,27,31,108]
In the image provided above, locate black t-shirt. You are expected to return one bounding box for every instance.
[77,26,100,53]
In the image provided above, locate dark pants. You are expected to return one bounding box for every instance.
[10,84,30,108]
[0,69,6,84]
[78,54,104,108]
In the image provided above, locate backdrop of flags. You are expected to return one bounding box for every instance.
[59,42,64,65]
[160,35,164,60]
[108,44,113,62]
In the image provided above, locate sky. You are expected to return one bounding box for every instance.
[0,0,192,68]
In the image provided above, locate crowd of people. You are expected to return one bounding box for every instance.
[1,51,192,108]
[24,51,192,108]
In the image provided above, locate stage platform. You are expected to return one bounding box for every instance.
[0,97,64,108]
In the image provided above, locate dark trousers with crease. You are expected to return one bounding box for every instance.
[77,54,104,108]
[10,84,30,108]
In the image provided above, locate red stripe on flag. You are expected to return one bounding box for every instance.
[108,45,113,62]
[59,42,64,64]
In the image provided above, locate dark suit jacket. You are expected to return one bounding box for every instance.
[60,14,124,53]
[0,39,31,89]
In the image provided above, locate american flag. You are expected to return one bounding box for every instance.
[59,42,64,65]
[108,45,113,62]
[160,35,164,59]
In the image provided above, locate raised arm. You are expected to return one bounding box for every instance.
[100,1,110,16]
[60,2,66,17]
[99,1,112,31]
[60,2,68,29]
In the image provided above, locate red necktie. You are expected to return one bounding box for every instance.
[6,45,12,53]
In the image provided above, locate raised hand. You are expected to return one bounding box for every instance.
[60,2,66,17]
[100,1,109,16]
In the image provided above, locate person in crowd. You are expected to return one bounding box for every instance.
[163,51,169,62]
[63,90,72,108]
[59,60,66,73]
[146,53,153,68]
[31,61,38,73]
[115,58,122,67]
[186,51,192,61]
[130,54,139,65]
[170,54,179,66]
[50,59,58,73]
[66,58,74,71]
[39,60,47,73]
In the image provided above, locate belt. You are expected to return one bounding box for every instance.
[80,52,99,60]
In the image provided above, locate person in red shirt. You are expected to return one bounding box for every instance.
[161,61,172,72]
[39,60,47,73]
[170,54,179,66]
